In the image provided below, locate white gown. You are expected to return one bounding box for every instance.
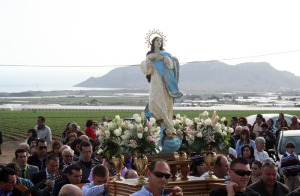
[141,55,175,135]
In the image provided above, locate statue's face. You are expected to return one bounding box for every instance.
[154,37,162,48]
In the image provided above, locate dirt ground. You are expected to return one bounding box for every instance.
[0,140,22,165]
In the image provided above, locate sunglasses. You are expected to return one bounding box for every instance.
[232,169,251,176]
[151,171,171,179]
[39,146,47,150]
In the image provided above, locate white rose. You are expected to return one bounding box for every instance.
[202,111,209,117]
[204,119,212,126]
[196,132,202,138]
[186,120,194,127]
[174,119,181,125]
[135,117,142,123]
[221,124,225,129]
[120,122,126,128]
[214,123,222,133]
[194,117,200,122]
[115,115,120,121]
[176,114,181,119]
[149,117,156,124]
[129,140,137,148]
[121,134,128,140]
[137,133,143,139]
[227,127,234,134]
[128,124,134,130]
[144,127,148,132]
[137,124,143,132]
[221,117,226,122]
[133,114,139,119]
[221,131,227,136]
[124,130,130,136]
[114,128,122,136]
[108,123,113,129]
[152,127,160,135]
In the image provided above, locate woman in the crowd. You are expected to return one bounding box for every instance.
[232,126,243,144]
[275,119,291,139]
[289,115,300,130]
[235,128,256,157]
[275,113,284,130]
[70,138,82,159]
[248,160,262,185]
[48,140,61,157]
[238,116,248,127]
[61,122,71,144]
[241,144,255,167]
[29,140,37,155]
[280,119,290,130]
[254,137,269,162]
[189,155,207,177]
[65,132,77,146]
[92,120,100,135]
[25,128,38,146]
[85,119,97,141]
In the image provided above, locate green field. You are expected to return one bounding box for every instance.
[1,110,300,141]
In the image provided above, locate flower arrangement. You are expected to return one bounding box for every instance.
[120,113,161,155]
[173,114,194,152]
[98,113,162,158]
[98,115,124,159]
[182,111,233,153]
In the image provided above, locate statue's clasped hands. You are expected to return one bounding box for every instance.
[147,53,164,61]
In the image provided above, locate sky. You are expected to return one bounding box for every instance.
[1,0,300,92]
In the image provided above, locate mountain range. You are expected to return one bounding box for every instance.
[74,61,300,94]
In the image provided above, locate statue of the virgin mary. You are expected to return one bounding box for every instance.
[141,30,183,154]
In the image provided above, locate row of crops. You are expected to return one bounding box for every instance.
[1,110,300,141]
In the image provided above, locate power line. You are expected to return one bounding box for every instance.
[213,49,300,61]
[0,49,299,68]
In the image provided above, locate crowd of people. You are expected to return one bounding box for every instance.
[207,113,300,196]
[0,113,300,196]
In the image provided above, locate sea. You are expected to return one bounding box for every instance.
[0,66,115,93]
[0,85,119,93]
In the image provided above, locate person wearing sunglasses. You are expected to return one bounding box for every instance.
[59,148,75,170]
[27,138,48,171]
[131,159,183,196]
[210,157,260,196]
[248,160,289,196]
[238,117,248,127]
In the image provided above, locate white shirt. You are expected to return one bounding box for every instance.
[254,150,269,162]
